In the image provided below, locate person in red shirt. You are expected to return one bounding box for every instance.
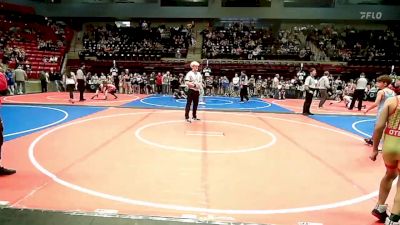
[91,82,118,100]
[155,72,163,94]
[0,68,16,175]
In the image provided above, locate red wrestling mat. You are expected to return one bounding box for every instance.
[268,98,378,116]
[2,92,146,107]
[0,108,386,225]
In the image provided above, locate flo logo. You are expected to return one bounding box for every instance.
[360,11,382,20]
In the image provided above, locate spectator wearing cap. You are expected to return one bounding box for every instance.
[349,73,368,111]
[184,61,202,122]
[318,71,331,108]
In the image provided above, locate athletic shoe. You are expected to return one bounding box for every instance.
[192,118,200,121]
[364,138,373,145]
[199,102,206,105]
[385,217,400,225]
[372,204,388,222]
[0,167,16,176]
[185,119,191,123]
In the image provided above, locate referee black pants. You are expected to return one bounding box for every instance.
[185,89,200,119]
[240,85,249,101]
[303,91,313,114]
[349,89,365,110]
[77,79,85,101]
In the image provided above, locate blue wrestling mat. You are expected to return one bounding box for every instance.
[311,115,375,138]
[1,105,105,141]
[124,95,292,113]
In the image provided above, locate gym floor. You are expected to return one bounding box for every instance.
[0,92,384,225]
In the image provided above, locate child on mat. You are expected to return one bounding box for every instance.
[364,75,396,145]
[91,82,118,100]
[370,94,400,224]
[64,71,76,103]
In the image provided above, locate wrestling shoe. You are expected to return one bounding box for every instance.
[385,217,400,225]
[0,166,16,176]
[372,204,388,222]
[364,138,373,145]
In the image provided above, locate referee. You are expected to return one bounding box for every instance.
[76,64,86,101]
[184,61,202,122]
[302,68,317,115]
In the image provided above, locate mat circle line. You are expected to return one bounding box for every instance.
[2,105,69,137]
[141,96,271,110]
[175,98,233,106]
[135,120,276,153]
[29,111,377,215]
[352,119,375,138]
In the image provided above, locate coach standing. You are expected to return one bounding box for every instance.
[76,64,86,101]
[184,61,202,122]
[302,68,317,115]
[349,72,368,111]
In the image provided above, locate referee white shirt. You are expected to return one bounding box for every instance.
[76,68,85,80]
[304,75,316,91]
[185,71,202,91]
[355,76,368,90]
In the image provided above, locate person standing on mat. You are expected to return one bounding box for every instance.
[184,61,202,123]
[317,71,330,108]
[76,64,86,101]
[0,68,16,175]
[369,94,400,224]
[239,71,249,103]
[349,72,368,111]
[302,68,317,115]
[64,71,77,103]
[364,75,396,145]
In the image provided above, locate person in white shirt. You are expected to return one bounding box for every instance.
[302,68,317,115]
[76,64,86,101]
[184,61,202,122]
[232,73,240,97]
[318,71,331,108]
[349,72,368,111]
[272,74,280,99]
[64,71,77,103]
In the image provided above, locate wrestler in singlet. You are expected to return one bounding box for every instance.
[382,96,400,157]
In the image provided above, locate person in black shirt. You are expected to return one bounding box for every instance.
[239,71,249,103]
